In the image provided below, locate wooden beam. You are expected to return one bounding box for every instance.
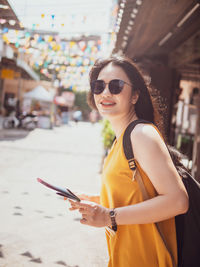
[169,31,200,67]
[124,0,197,58]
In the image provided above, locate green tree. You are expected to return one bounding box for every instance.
[101,119,115,150]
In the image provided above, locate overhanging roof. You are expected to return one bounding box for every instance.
[114,0,200,62]
[0,0,22,30]
[17,58,39,81]
[1,56,40,80]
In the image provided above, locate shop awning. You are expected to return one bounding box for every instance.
[24,85,54,102]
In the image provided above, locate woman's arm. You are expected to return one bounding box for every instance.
[115,124,188,225]
[69,124,189,227]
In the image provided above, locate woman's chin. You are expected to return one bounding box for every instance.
[99,109,117,118]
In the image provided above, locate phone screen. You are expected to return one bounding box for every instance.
[37,178,80,202]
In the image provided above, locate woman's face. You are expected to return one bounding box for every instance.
[93,63,136,119]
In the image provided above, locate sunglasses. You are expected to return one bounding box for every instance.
[91,79,132,95]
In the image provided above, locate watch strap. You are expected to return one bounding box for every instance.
[109,209,117,232]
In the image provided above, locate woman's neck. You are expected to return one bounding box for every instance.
[108,110,138,139]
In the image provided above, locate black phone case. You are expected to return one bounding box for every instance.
[37,178,80,202]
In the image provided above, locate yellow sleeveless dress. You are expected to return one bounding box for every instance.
[100,125,177,267]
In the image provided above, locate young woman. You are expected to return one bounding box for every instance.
[69,55,188,267]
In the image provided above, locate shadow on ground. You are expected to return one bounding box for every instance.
[0,129,30,141]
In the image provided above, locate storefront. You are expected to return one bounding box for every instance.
[113,0,200,179]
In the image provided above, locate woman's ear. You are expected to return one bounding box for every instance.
[131,92,139,105]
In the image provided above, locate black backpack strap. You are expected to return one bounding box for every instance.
[123,119,151,171]
[123,119,177,267]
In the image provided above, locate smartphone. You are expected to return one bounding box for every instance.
[37,178,81,202]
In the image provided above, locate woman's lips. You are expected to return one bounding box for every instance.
[100,100,116,107]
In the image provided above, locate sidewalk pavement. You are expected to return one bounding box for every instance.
[0,122,108,267]
[0,115,3,129]
[0,115,30,140]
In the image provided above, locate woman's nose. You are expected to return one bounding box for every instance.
[101,84,111,95]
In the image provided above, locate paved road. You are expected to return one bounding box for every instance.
[0,122,108,267]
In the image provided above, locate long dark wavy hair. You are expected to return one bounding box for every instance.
[88,54,189,174]
[88,54,163,132]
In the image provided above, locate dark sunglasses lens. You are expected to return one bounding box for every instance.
[109,79,124,94]
[91,80,105,94]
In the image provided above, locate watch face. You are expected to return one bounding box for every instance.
[110,210,115,216]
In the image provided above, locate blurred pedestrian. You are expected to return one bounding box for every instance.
[68,55,188,267]
[73,110,82,123]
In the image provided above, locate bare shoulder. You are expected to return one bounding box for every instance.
[130,123,166,157]
[130,123,162,143]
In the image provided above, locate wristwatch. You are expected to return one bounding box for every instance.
[109,209,117,232]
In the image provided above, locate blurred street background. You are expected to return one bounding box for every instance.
[0,122,108,267]
[0,0,200,266]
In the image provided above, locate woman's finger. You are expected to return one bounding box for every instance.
[69,200,79,208]
[69,202,90,211]
[70,207,80,211]
[79,207,86,213]
[77,194,92,201]
[69,200,93,209]
[81,213,89,220]
[80,218,87,224]
[69,207,78,211]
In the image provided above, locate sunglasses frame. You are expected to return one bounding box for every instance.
[91,79,132,95]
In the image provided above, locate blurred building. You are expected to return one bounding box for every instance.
[0,0,55,116]
[113,0,200,179]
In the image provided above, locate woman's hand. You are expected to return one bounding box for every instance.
[76,193,100,204]
[69,200,110,228]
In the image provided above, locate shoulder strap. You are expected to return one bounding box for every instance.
[123,119,150,170]
[123,119,176,267]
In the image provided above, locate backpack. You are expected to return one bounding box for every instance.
[122,119,200,267]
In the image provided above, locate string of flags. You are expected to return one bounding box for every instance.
[0,0,118,91]
[1,28,116,90]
